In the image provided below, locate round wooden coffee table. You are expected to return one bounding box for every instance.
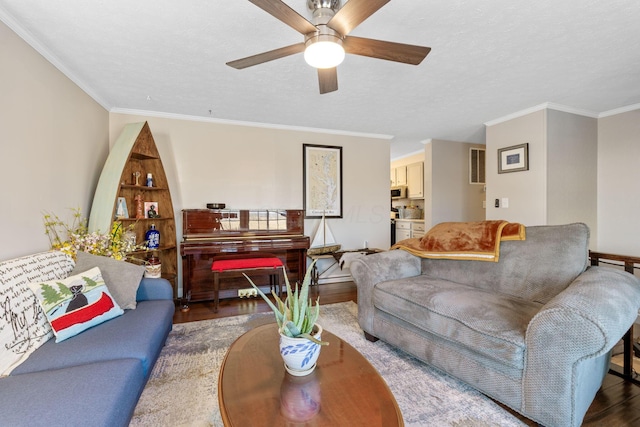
[218,323,403,426]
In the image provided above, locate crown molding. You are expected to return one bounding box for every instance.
[0,8,112,110]
[599,103,640,118]
[110,108,394,140]
[391,148,425,161]
[484,102,599,127]
[484,101,640,126]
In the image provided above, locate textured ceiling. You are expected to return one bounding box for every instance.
[1,0,639,158]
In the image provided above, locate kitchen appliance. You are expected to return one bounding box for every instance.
[391,185,407,199]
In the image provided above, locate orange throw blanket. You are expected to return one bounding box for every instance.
[392,220,526,262]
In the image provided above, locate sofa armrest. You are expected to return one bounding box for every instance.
[523,266,640,426]
[350,249,421,334]
[136,278,174,302]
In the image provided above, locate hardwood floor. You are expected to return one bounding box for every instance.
[173,281,640,426]
[173,281,358,323]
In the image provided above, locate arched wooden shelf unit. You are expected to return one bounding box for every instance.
[89,121,177,297]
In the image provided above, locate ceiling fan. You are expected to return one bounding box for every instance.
[226,0,431,94]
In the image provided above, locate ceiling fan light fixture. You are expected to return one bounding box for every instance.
[304,34,345,69]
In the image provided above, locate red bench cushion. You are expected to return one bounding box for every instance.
[211,257,283,272]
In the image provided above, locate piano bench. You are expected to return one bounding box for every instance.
[211,256,284,313]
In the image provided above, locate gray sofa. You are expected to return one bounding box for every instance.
[351,223,640,427]
[0,251,174,427]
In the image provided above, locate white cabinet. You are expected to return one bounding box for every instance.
[407,162,424,198]
[390,166,407,186]
[396,166,407,186]
[411,222,426,239]
[395,221,412,241]
[396,220,425,241]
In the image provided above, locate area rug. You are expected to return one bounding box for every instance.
[130,301,525,426]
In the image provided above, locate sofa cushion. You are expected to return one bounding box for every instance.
[72,251,145,310]
[419,223,589,304]
[28,267,124,342]
[0,251,75,375]
[374,277,542,370]
[0,358,145,427]
[11,298,174,379]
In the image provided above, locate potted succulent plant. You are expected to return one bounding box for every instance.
[245,260,329,376]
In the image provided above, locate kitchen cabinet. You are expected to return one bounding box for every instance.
[407,162,424,198]
[395,221,412,241]
[395,220,425,241]
[390,166,407,186]
[411,222,426,239]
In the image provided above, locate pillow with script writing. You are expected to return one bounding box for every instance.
[0,251,75,375]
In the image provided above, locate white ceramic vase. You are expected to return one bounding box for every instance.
[279,324,323,376]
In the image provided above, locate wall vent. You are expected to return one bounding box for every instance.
[470,148,486,184]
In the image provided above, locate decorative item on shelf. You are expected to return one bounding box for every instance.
[124,229,136,247]
[146,173,154,187]
[144,201,160,218]
[135,194,144,219]
[133,171,141,186]
[145,223,160,249]
[245,260,328,376]
[144,253,162,278]
[115,197,129,219]
[43,208,141,261]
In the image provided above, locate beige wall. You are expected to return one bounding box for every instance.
[109,112,391,250]
[486,107,598,247]
[428,139,485,229]
[546,110,597,232]
[486,110,548,225]
[597,109,640,254]
[0,21,108,260]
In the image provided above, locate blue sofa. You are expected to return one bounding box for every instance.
[0,252,174,427]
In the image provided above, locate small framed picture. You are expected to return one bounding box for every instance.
[115,197,129,219]
[144,202,160,218]
[498,143,529,174]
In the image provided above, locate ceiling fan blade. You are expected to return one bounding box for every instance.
[249,0,317,35]
[343,36,431,65]
[226,43,306,69]
[318,68,338,94]
[327,0,390,36]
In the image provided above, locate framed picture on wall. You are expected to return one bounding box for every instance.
[303,144,343,218]
[498,143,529,173]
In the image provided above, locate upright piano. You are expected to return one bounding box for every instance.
[180,209,309,308]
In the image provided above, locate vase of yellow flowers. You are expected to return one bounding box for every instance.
[43,208,141,260]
